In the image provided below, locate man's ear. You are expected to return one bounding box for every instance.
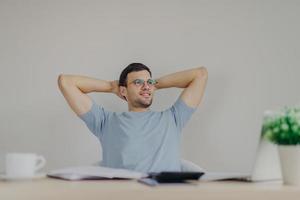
[119,86,127,101]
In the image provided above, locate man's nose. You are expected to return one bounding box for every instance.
[141,82,150,89]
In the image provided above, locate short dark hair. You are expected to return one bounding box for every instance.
[119,63,152,87]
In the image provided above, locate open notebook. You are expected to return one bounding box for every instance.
[47,166,148,180]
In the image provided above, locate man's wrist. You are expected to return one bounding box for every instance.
[110,80,118,93]
[154,79,162,90]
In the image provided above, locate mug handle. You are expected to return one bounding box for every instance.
[35,155,46,171]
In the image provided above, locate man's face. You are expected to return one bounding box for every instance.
[121,70,156,109]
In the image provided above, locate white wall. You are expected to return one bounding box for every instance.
[1,0,299,173]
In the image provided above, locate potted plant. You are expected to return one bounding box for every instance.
[262,106,300,185]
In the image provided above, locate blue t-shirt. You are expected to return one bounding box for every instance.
[79,98,196,173]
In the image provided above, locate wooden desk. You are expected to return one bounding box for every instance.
[1,178,299,200]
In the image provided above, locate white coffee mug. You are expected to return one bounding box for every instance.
[5,153,46,178]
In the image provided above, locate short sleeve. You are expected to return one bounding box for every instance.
[170,98,196,131]
[78,100,109,139]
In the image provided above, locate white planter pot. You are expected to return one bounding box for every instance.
[278,145,300,185]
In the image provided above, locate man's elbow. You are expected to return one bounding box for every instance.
[58,74,65,88]
[196,66,208,79]
[57,74,72,89]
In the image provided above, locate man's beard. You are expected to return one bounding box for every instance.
[133,98,153,108]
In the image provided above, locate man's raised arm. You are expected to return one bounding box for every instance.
[57,74,120,115]
[155,67,208,108]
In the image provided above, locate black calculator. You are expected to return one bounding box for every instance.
[139,171,204,186]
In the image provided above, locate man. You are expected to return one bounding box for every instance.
[58,63,208,173]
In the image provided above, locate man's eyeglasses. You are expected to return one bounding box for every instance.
[130,79,157,87]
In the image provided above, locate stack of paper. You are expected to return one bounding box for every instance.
[47,166,147,181]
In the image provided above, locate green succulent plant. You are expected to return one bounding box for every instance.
[261,106,300,145]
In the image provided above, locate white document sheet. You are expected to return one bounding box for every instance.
[47,166,147,180]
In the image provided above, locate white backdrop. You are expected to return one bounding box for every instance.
[1,0,300,173]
